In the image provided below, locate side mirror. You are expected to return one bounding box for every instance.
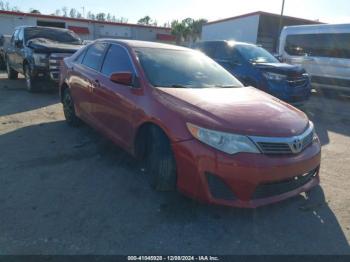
[110,72,134,86]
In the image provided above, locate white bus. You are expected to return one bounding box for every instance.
[279,23,350,91]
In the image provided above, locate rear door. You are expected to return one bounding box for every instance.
[69,42,108,123]
[90,44,140,150]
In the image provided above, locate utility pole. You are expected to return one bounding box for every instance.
[277,0,285,52]
[278,0,285,35]
[81,6,85,18]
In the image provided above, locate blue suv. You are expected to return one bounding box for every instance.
[193,41,311,104]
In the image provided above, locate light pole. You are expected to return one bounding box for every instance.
[277,0,285,52]
[81,6,85,18]
[278,0,285,35]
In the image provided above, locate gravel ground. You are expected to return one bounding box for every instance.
[0,72,349,255]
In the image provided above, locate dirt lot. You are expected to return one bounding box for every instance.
[0,72,349,255]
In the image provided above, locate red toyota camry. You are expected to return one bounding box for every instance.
[59,39,321,208]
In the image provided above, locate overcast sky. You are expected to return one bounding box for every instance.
[6,0,350,24]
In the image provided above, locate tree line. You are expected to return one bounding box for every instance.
[0,1,208,43]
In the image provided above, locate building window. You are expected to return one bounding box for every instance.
[37,20,66,28]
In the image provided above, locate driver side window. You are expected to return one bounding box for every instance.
[101,44,134,77]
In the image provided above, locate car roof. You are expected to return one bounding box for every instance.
[196,40,256,47]
[95,39,190,51]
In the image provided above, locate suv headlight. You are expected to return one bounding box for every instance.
[263,72,287,81]
[187,123,260,155]
[33,53,48,66]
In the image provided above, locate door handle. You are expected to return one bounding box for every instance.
[90,79,100,91]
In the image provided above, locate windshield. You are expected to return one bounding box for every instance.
[135,47,243,88]
[236,44,279,64]
[24,27,81,45]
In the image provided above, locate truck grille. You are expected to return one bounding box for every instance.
[49,53,72,81]
[287,76,309,88]
[249,122,315,155]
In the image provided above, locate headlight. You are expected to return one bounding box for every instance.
[33,53,48,66]
[187,123,260,155]
[263,72,287,81]
[312,124,320,143]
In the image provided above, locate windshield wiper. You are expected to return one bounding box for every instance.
[169,84,190,88]
[214,85,240,88]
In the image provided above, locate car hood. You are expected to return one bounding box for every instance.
[254,62,306,77]
[27,38,83,53]
[154,87,309,137]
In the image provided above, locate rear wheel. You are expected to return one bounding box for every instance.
[62,89,81,127]
[145,126,177,191]
[6,60,18,80]
[24,64,40,92]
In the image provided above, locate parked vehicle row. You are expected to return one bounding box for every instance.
[58,40,321,208]
[2,25,323,208]
[193,40,312,104]
[5,26,82,92]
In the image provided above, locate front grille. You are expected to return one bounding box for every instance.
[287,76,308,88]
[250,122,315,155]
[257,142,293,154]
[206,173,237,201]
[256,131,314,155]
[49,53,72,81]
[252,168,318,199]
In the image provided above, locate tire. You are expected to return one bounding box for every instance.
[62,88,81,127]
[0,56,6,70]
[145,126,177,191]
[6,60,18,80]
[24,64,40,92]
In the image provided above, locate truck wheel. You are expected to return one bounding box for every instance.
[145,126,177,191]
[62,89,81,127]
[24,64,40,92]
[0,56,6,70]
[6,60,18,80]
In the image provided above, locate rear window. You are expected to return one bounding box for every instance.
[285,33,350,59]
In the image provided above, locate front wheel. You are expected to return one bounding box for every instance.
[62,89,81,127]
[6,60,18,80]
[24,64,40,92]
[145,127,177,191]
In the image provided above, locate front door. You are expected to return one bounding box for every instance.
[90,44,140,150]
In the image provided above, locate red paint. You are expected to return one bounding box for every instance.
[68,26,90,35]
[59,40,321,208]
[156,33,176,41]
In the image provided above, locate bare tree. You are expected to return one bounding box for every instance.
[29,9,41,14]
[96,13,106,21]
[69,8,77,18]
[138,15,152,25]
[61,6,68,17]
